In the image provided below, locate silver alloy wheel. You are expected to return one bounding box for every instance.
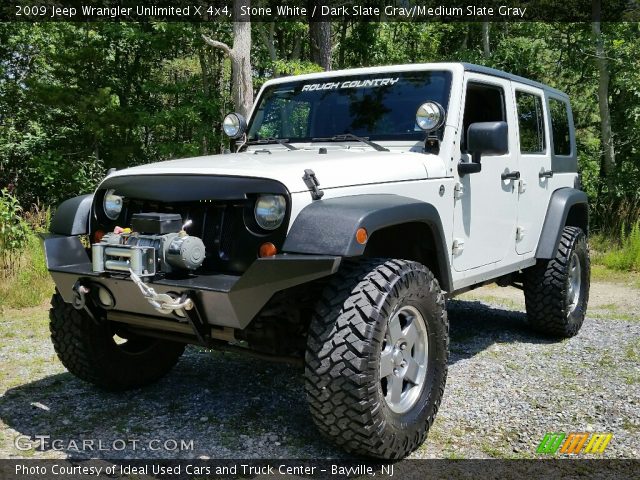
[379,305,429,414]
[567,252,582,314]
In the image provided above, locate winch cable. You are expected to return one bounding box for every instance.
[129,269,194,314]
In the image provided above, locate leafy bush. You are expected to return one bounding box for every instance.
[0,194,53,309]
[0,188,29,277]
[601,222,640,272]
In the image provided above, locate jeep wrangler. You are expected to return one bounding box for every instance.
[44,63,589,459]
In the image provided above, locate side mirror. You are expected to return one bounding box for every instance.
[459,121,508,176]
[222,112,247,139]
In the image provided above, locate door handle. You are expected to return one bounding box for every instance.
[501,171,521,181]
[539,170,554,178]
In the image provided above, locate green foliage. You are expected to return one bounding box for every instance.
[0,198,52,308]
[0,232,53,309]
[0,189,29,276]
[601,222,640,272]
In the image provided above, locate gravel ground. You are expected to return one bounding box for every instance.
[0,281,638,460]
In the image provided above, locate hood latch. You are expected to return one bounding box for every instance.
[302,169,324,201]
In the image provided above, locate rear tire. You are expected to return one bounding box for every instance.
[523,226,590,338]
[305,259,449,459]
[49,292,185,391]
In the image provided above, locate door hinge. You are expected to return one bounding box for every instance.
[454,182,464,199]
[452,238,465,255]
[516,226,526,241]
[518,179,527,194]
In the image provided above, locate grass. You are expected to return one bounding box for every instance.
[592,224,640,272]
[591,264,640,287]
[0,234,53,310]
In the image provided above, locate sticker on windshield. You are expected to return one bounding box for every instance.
[302,77,399,92]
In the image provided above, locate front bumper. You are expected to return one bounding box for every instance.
[44,235,340,329]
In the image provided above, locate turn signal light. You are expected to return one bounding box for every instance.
[259,242,277,257]
[356,227,368,245]
[94,230,105,243]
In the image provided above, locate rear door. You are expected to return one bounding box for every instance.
[512,85,552,255]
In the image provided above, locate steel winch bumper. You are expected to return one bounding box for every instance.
[43,235,341,330]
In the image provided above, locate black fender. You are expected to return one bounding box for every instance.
[536,188,589,259]
[283,194,452,291]
[50,194,93,236]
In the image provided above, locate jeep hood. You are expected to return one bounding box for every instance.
[104,149,447,193]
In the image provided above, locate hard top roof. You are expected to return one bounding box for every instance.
[460,63,568,99]
[261,62,569,100]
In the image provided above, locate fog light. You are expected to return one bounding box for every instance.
[97,286,115,308]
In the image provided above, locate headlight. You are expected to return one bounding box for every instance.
[103,189,124,220]
[254,195,286,230]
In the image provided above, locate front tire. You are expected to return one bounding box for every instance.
[49,292,185,391]
[305,259,449,459]
[523,226,590,338]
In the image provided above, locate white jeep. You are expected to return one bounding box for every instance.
[45,62,589,459]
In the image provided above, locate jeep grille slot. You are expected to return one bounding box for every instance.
[119,199,241,273]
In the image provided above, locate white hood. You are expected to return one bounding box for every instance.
[105,147,447,193]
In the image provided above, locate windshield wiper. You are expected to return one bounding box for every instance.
[246,137,298,150]
[310,133,389,152]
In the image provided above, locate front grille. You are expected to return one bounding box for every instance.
[123,199,241,273]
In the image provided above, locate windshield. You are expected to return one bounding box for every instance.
[247,71,452,142]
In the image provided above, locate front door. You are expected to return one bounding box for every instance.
[452,74,519,272]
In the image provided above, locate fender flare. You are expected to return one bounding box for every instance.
[50,194,93,236]
[283,194,452,291]
[535,188,589,259]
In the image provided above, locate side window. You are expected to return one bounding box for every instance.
[549,98,571,156]
[516,91,545,154]
[462,82,506,152]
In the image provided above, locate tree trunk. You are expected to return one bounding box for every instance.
[308,1,332,70]
[482,21,491,59]
[592,10,616,181]
[202,0,253,118]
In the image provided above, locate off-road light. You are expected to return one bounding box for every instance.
[222,112,247,139]
[254,194,286,230]
[416,102,445,132]
[103,189,123,220]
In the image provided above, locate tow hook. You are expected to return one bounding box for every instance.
[129,269,194,316]
[71,281,90,310]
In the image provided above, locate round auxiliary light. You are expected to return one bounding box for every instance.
[416,102,446,132]
[222,112,247,139]
[103,189,123,220]
[254,195,286,230]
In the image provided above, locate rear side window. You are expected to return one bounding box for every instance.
[516,91,545,154]
[549,98,571,155]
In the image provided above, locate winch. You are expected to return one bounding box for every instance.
[92,213,206,277]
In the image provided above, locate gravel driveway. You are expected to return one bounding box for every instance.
[0,281,638,460]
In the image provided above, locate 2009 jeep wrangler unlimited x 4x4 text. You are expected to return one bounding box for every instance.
[44,63,589,459]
